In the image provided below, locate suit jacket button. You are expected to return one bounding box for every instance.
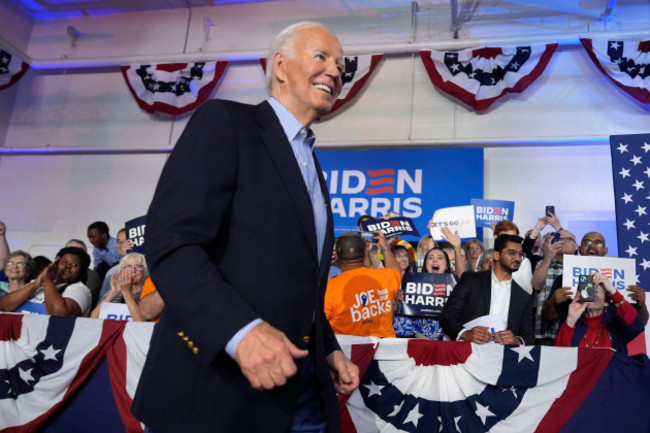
[182,336,189,341]
[302,335,310,343]
[188,341,194,348]
[177,332,185,337]
[192,347,199,355]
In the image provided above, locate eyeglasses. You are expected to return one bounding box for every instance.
[60,260,80,268]
[560,237,576,243]
[581,239,605,247]
[6,261,26,268]
[505,249,525,258]
[122,265,144,271]
[394,255,409,260]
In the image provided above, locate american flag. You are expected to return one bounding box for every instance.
[338,337,650,432]
[581,38,650,104]
[0,313,152,433]
[610,133,650,290]
[419,43,558,111]
[0,49,29,92]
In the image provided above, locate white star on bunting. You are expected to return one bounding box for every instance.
[474,402,496,424]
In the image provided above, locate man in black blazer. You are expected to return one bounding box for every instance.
[440,234,534,345]
[131,22,358,433]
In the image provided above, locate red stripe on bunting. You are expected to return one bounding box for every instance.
[329,54,383,115]
[338,343,378,433]
[121,61,228,115]
[420,44,557,111]
[0,61,29,92]
[107,328,144,433]
[0,312,23,340]
[580,38,650,104]
[534,347,614,433]
[4,318,126,433]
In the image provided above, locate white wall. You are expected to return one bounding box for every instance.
[0,0,649,260]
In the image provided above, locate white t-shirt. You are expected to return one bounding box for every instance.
[28,281,92,317]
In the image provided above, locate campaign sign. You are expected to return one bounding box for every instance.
[15,301,47,315]
[562,255,636,301]
[360,217,420,239]
[429,205,477,241]
[317,148,484,237]
[98,302,132,321]
[471,199,515,228]
[125,215,146,254]
[395,272,456,318]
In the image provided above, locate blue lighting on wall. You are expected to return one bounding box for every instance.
[12,0,278,19]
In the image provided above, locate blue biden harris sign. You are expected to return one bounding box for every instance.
[317,148,484,237]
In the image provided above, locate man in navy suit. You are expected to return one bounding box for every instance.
[131,22,359,433]
[440,234,534,345]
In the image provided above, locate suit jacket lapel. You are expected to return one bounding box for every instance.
[313,153,334,279]
[506,280,522,330]
[483,270,492,315]
[256,101,319,263]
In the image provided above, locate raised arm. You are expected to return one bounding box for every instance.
[0,220,8,273]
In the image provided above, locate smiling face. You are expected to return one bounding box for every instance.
[579,232,608,257]
[271,26,343,126]
[425,249,449,274]
[5,254,28,281]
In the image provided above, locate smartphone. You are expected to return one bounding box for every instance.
[359,231,377,243]
[551,232,561,243]
[577,275,595,303]
[546,205,555,217]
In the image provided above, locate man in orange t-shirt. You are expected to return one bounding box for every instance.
[325,231,402,337]
[139,277,164,322]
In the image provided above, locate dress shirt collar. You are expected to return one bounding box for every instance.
[268,97,315,150]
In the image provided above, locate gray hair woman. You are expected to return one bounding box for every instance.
[1,250,35,299]
[91,252,149,321]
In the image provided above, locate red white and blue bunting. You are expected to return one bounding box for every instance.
[121,61,228,115]
[581,38,650,104]
[0,48,29,92]
[260,54,384,116]
[420,43,558,111]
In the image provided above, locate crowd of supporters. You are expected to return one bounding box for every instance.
[0,219,163,321]
[1,210,648,355]
[326,212,649,355]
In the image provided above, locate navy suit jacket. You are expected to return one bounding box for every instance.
[131,100,340,433]
[440,270,534,345]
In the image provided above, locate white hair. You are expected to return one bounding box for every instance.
[265,21,332,94]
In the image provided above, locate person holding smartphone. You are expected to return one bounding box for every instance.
[555,273,644,354]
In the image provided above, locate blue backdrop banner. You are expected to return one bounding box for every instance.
[317,148,484,238]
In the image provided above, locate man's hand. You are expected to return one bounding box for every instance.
[327,350,359,395]
[627,285,646,305]
[541,234,562,258]
[0,220,6,237]
[552,287,573,305]
[235,322,308,391]
[533,216,547,233]
[492,330,519,345]
[546,212,562,231]
[461,326,491,344]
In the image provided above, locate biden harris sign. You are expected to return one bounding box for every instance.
[317,148,484,237]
